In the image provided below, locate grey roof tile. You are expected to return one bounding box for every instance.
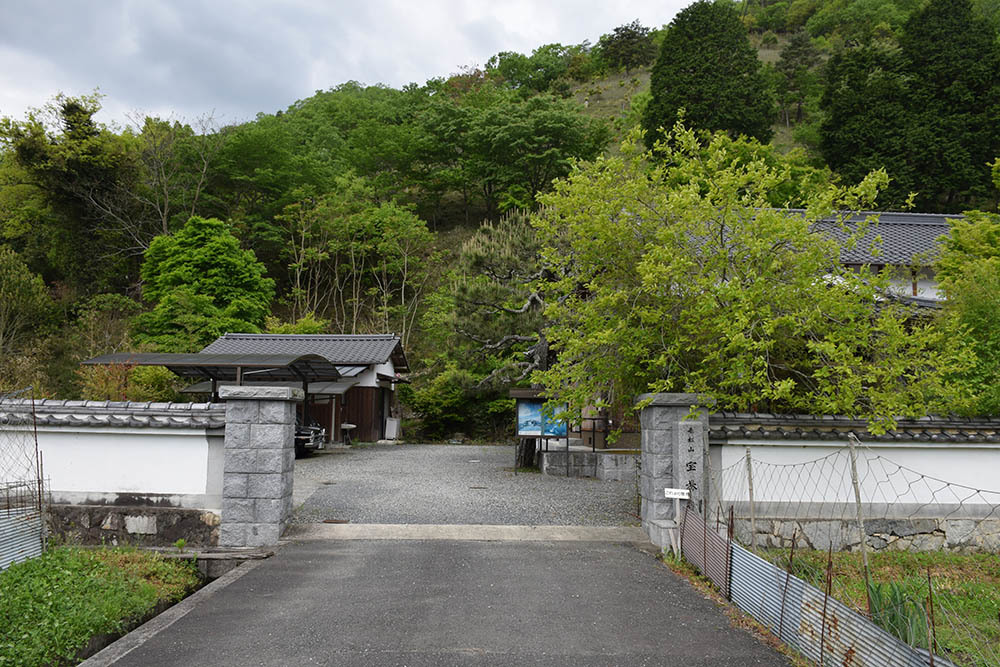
[709,412,1000,444]
[200,333,408,371]
[0,399,225,430]
[810,210,959,266]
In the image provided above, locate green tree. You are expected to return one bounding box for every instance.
[448,211,549,385]
[0,94,141,291]
[597,20,658,75]
[819,43,915,208]
[0,246,52,358]
[485,44,571,95]
[532,126,970,431]
[935,208,1000,414]
[775,30,822,126]
[642,1,775,145]
[133,216,275,350]
[898,0,1000,211]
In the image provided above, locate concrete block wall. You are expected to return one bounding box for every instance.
[218,386,301,548]
[539,450,638,481]
[637,393,713,550]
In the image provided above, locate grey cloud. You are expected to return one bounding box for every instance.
[0,0,688,125]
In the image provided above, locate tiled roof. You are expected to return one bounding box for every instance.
[201,334,408,371]
[709,412,1000,444]
[811,211,959,266]
[0,399,225,430]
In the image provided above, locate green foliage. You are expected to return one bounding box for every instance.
[805,0,916,43]
[77,363,183,402]
[419,90,609,220]
[265,312,330,334]
[897,0,1000,211]
[533,125,971,430]
[820,0,1000,212]
[71,293,143,358]
[819,43,915,209]
[867,580,929,647]
[485,44,577,95]
[0,94,140,291]
[643,1,775,145]
[775,30,822,126]
[134,216,275,350]
[0,245,53,358]
[401,363,513,439]
[936,211,1000,414]
[597,20,658,74]
[0,546,200,666]
[438,211,549,386]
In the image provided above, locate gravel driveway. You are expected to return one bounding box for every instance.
[292,444,638,526]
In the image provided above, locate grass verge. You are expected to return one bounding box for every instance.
[765,549,1000,667]
[0,546,202,666]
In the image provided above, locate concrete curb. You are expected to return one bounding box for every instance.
[285,523,649,542]
[78,558,265,667]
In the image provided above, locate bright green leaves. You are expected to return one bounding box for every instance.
[134,216,275,351]
[936,211,1000,415]
[533,125,970,431]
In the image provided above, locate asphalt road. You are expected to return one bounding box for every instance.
[105,539,788,667]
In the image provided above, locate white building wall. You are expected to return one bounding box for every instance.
[9,425,224,511]
[711,440,1000,507]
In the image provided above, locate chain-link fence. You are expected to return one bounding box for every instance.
[685,435,1000,667]
[0,388,46,569]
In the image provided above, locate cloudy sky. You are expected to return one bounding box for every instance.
[0,0,690,128]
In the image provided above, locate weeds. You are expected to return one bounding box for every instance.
[0,546,201,666]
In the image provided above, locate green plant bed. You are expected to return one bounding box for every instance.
[0,546,202,666]
[762,549,1000,666]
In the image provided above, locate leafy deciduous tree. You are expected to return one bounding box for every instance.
[0,246,52,358]
[597,20,658,75]
[133,216,275,350]
[533,126,970,431]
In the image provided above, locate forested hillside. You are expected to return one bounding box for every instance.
[1,0,998,437]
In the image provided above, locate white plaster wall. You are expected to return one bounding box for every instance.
[355,361,396,389]
[887,275,941,300]
[712,440,1000,506]
[22,427,223,509]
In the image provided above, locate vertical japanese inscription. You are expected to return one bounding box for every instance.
[676,421,705,510]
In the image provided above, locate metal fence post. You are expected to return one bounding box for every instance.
[745,445,757,552]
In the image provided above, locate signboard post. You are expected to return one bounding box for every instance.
[663,488,690,556]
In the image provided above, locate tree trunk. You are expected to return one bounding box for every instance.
[515,438,537,469]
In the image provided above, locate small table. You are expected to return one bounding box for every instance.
[341,423,356,446]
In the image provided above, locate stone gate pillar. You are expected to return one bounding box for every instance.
[218,386,302,547]
[637,393,714,549]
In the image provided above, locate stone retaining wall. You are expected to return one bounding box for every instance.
[49,504,220,547]
[538,450,638,481]
[732,517,1000,553]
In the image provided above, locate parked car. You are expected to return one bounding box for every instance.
[295,415,325,458]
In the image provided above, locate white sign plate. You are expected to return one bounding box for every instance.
[664,488,690,500]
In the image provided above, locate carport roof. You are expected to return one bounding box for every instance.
[81,352,344,383]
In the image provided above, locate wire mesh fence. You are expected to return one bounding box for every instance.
[0,387,46,569]
[694,435,1000,667]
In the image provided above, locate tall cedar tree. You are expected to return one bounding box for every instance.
[642,1,774,146]
[821,0,1000,212]
[898,0,1000,211]
[820,44,915,208]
